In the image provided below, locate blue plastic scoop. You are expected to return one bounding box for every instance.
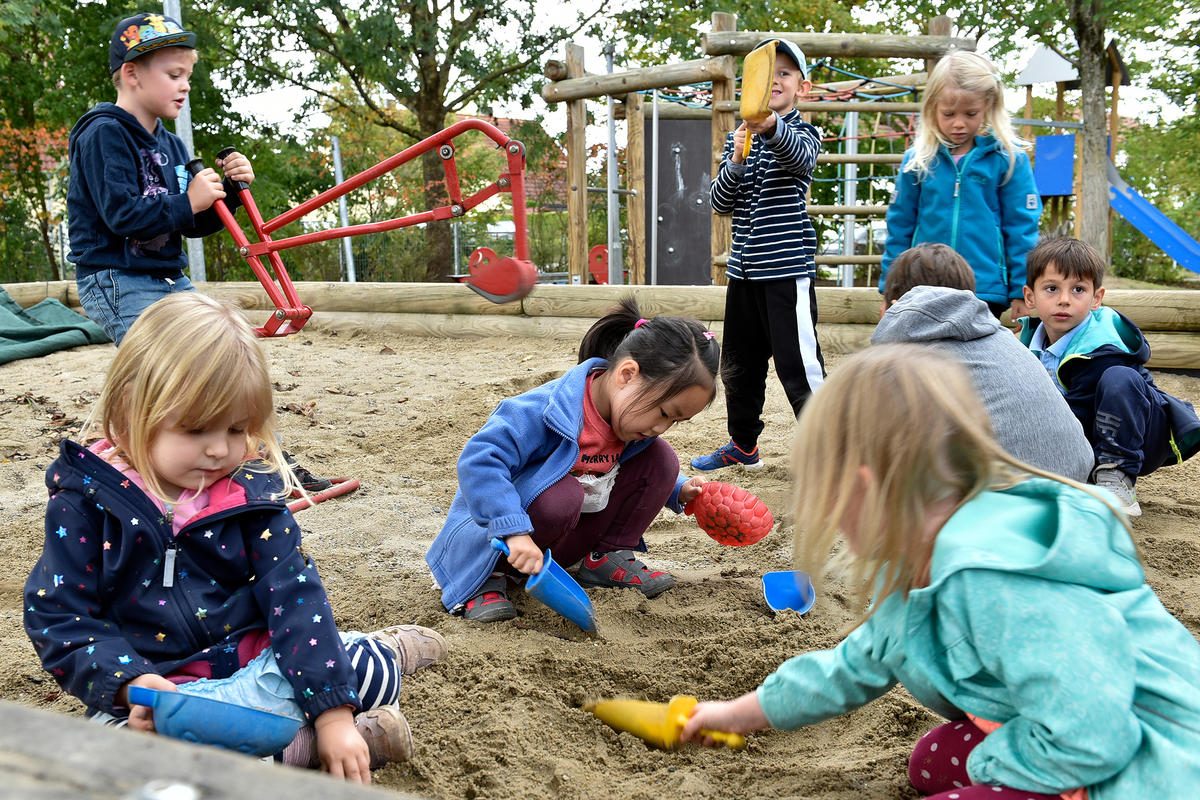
[490,538,597,633]
[128,685,303,756]
[762,570,816,614]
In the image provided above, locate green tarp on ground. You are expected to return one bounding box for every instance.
[0,288,110,365]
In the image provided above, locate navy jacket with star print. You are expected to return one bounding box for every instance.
[25,439,360,721]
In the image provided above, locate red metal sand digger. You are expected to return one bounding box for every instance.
[188,119,540,510]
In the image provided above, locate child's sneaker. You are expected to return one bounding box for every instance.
[281,704,414,769]
[1093,467,1142,518]
[284,450,334,492]
[356,704,414,768]
[576,550,675,598]
[691,440,764,471]
[367,625,448,675]
[462,574,517,622]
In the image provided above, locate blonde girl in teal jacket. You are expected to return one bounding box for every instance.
[681,344,1200,799]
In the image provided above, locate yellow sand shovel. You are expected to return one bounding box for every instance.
[584,694,747,750]
[739,40,776,159]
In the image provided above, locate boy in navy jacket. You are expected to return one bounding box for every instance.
[69,13,332,492]
[1018,238,1200,517]
[69,12,254,346]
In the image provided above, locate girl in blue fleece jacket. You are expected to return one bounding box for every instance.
[681,344,1200,800]
[426,298,720,622]
[880,51,1042,319]
[25,292,446,784]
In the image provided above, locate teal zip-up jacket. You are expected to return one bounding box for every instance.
[880,135,1042,306]
[757,479,1200,798]
[1018,307,1200,465]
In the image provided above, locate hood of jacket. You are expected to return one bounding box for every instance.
[872,286,1000,346]
[926,479,1143,596]
[68,102,158,159]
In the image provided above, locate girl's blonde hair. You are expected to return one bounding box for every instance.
[906,50,1028,182]
[790,344,1124,626]
[87,292,296,501]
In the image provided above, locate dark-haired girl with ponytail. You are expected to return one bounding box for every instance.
[425,298,721,622]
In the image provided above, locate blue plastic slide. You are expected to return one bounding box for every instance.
[1108,162,1200,273]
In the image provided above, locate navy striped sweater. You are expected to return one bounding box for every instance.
[710,109,821,281]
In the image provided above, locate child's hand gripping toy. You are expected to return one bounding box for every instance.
[685,481,774,546]
[739,40,776,158]
[584,695,746,750]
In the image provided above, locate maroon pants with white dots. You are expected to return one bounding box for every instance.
[908,720,1076,800]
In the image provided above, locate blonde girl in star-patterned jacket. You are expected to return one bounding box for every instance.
[24,292,446,784]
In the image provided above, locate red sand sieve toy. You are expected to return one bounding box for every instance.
[189,120,540,510]
[684,482,774,546]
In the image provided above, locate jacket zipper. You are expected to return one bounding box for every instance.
[950,147,977,251]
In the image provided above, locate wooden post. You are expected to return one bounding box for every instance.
[625,91,646,285]
[924,15,952,75]
[566,43,587,285]
[710,11,737,286]
[1023,85,1034,143]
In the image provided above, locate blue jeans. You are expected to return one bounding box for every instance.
[77,270,195,346]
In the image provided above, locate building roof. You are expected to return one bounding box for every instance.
[1016,42,1130,88]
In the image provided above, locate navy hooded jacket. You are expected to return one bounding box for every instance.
[66,103,242,278]
[24,440,360,721]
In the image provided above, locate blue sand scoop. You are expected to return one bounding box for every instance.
[762,570,816,614]
[490,538,597,632]
[128,685,303,756]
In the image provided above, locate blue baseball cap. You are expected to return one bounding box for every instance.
[109,13,196,73]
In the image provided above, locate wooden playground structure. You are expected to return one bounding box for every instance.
[10,280,1200,370]
[539,13,972,287]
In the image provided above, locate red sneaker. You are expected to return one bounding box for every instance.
[576,550,675,598]
[462,575,517,622]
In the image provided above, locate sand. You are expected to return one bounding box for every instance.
[2,328,1198,800]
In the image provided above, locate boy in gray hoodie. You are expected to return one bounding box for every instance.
[871,244,1093,482]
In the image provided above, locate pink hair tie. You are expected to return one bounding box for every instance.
[635,318,649,328]
[703,331,716,340]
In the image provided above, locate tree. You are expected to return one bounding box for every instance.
[209,0,605,282]
[0,0,107,280]
[882,0,1200,263]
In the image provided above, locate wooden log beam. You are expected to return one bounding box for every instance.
[301,311,1200,371]
[816,255,883,265]
[193,282,523,315]
[625,91,647,285]
[615,101,712,121]
[0,700,405,800]
[710,11,737,288]
[701,31,976,59]
[566,43,588,285]
[712,100,920,114]
[1102,290,1200,332]
[811,72,928,95]
[1,281,73,307]
[808,204,891,216]
[523,283,727,319]
[542,56,736,104]
[818,153,904,164]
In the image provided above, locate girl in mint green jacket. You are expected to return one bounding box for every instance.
[681,344,1200,800]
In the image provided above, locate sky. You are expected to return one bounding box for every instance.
[225,6,1183,177]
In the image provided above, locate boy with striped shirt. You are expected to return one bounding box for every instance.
[693,39,825,471]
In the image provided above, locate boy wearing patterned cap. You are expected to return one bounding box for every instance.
[69,14,335,493]
[694,38,825,472]
[68,12,255,346]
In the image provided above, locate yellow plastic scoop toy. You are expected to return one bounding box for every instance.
[739,40,776,159]
[584,694,746,750]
